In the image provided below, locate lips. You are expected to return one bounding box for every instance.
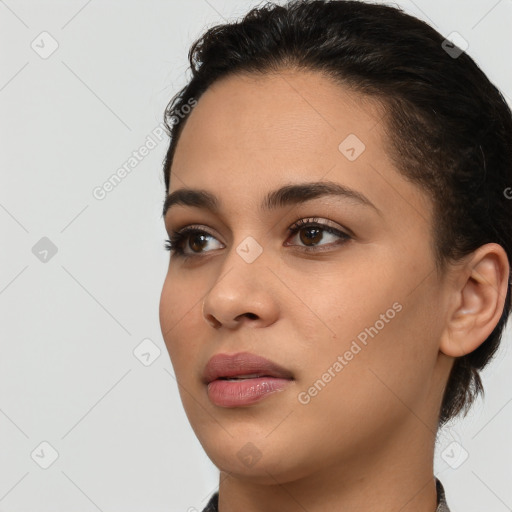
[202,352,294,384]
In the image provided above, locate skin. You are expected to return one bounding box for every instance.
[159,69,509,512]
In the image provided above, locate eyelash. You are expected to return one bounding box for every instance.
[164,217,351,260]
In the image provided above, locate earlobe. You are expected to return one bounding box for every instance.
[440,243,510,358]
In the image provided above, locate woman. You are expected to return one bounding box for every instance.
[158,1,512,510]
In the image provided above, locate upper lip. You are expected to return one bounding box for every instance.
[202,352,294,384]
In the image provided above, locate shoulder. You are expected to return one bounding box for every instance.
[201,491,219,512]
[436,478,451,512]
[200,484,450,512]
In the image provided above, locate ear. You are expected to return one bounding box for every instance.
[440,243,510,357]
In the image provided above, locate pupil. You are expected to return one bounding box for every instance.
[190,234,208,252]
[301,227,322,245]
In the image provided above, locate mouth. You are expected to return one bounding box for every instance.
[217,373,277,381]
[203,352,294,407]
[202,352,294,384]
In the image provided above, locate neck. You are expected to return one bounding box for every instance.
[217,419,439,512]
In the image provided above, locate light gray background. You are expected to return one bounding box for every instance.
[1,0,511,511]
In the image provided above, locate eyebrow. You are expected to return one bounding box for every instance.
[162,180,382,218]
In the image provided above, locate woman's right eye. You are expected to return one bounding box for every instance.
[164,227,223,259]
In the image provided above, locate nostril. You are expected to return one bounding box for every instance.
[205,314,222,328]
[236,312,258,321]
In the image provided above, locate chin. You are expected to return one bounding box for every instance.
[197,431,316,484]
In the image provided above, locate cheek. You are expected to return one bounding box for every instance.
[159,273,204,371]
[289,299,436,466]
[297,249,439,408]
[287,251,397,345]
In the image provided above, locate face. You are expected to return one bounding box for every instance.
[159,69,453,484]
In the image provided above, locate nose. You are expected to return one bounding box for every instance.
[201,249,280,330]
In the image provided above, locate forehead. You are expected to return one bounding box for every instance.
[169,69,432,225]
[175,69,380,163]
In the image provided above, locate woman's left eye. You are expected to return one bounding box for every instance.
[285,217,351,252]
[164,217,351,259]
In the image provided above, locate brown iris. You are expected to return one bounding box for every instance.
[300,226,323,246]
[189,233,209,253]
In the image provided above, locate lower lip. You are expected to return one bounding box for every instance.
[207,377,292,407]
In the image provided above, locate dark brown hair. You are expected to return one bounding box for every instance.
[161,0,512,426]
